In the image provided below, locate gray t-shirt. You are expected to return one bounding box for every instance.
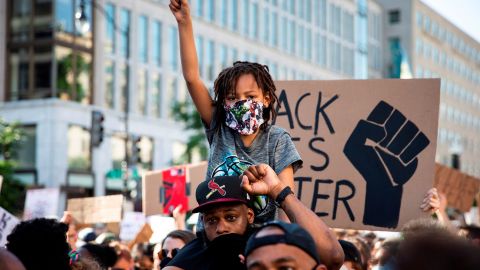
[204,116,302,224]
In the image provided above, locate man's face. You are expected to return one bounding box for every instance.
[246,227,326,270]
[202,203,254,242]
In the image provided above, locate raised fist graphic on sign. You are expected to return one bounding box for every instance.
[344,101,430,228]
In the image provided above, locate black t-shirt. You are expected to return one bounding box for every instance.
[166,233,250,270]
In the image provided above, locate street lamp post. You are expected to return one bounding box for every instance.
[76,0,131,199]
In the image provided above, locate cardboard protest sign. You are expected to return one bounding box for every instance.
[142,162,207,216]
[67,195,123,224]
[127,223,153,249]
[0,207,20,247]
[120,212,146,241]
[273,79,440,230]
[23,188,60,220]
[434,163,480,212]
[187,162,208,210]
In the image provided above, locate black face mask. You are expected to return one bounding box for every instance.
[206,233,248,270]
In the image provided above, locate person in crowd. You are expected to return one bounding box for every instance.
[164,164,344,270]
[79,243,118,269]
[244,221,327,270]
[0,248,26,270]
[110,241,135,270]
[155,230,196,269]
[6,218,71,270]
[168,0,302,227]
[339,240,363,270]
[369,238,400,270]
[61,211,79,249]
[460,225,480,246]
[396,219,480,270]
[343,237,371,270]
[131,243,154,270]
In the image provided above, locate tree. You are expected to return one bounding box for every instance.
[171,100,208,164]
[0,118,26,215]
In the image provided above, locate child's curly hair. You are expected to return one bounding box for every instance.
[212,61,279,131]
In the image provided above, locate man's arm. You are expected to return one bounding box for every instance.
[242,164,344,270]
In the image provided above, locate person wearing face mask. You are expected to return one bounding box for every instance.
[168,0,302,228]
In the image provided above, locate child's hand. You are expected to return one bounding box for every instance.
[420,187,440,214]
[241,164,285,199]
[169,0,191,24]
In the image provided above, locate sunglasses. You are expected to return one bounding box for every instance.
[158,248,179,260]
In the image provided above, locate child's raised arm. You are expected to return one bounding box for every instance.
[169,0,213,125]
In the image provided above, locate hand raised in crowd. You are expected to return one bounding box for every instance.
[60,211,74,225]
[420,187,440,214]
[172,205,186,230]
[169,0,191,24]
[241,164,286,200]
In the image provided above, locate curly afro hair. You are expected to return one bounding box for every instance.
[6,218,71,270]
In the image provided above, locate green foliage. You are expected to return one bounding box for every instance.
[0,119,24,160]
[57,53,90,102]
[0,119,26,214]
[0,161,26,215]
[171,100,208,164]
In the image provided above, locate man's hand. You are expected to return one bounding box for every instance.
[241,164,286,200]
[169,0,191,25]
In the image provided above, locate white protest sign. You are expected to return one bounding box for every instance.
[120,212,146,241]
[0,207,20,247]
[147,215,177,244]
[23,188,60,220]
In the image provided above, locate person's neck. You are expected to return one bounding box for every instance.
[240,129,260,148]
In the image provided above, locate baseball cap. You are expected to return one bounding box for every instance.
[339,239,362,265]
[244,221,321,264]
[192,176,251,213]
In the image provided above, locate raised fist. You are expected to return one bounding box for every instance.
[344,101,430,228]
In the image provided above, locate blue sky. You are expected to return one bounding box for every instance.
[421,0,480,42]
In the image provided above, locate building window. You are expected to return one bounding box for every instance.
[220,0,228,27]
[194,0,204,18]
[166,77,178,118]
[206,0,215,22]
[14,125,36,169]
[263,7,269,44]
[104,60,115,108]
[152,20,162,66]
[219,44,228,70]
[169,26,179,70]
[104,3,115,54]
[138,15,148,63]
[389,10,400,24]
[206,40,215,81]
[137,69,147,115]
[68,125,91,171]
[230,0,238,31]
[242,0,249,36]
[151,73,162,118]
[120,9,131,58]
[119,64,129,112]
[251,3,259,39]
[56,46,92,104]
[195,35,204,77]
[9,48,30,100]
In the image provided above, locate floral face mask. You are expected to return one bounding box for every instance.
[224,99,265,135]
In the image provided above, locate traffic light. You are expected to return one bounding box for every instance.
[91,110,105,147]
[130,136,142,165]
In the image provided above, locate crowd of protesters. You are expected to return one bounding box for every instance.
[2,168,480,270]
